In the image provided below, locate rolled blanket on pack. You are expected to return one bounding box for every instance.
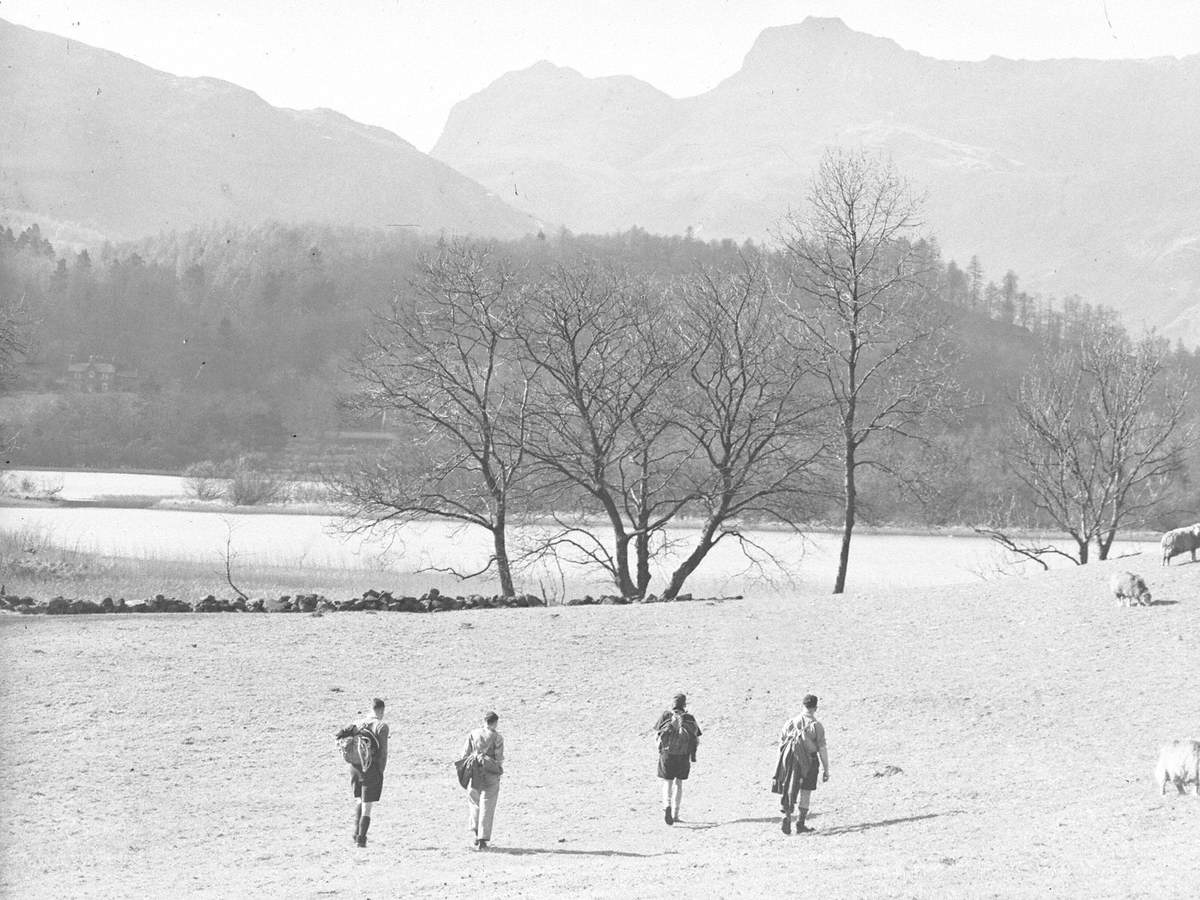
[771,739,810,795]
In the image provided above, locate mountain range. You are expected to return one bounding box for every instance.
[2,16,1198,343]
[434,18,1200,344]
[0,19,535,242]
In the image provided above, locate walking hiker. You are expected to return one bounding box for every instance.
[337,698,389,848]
[461,711,504,850]
[773,694,829,834]
[654,693,701,825]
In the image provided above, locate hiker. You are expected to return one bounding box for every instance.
[340,698,389,847]
[460,711,505,850]
[653,692,701,825]
[773,694,829,834]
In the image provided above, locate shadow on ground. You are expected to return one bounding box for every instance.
[677,810,960,835]
[486,846,677,858]
[675,814,820,830]
[814,811,962,836]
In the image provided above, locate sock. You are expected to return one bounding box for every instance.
[357,816,371,844]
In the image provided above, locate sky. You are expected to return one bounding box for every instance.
[2,0,1198,152]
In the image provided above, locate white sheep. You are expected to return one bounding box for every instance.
[1160,524,1200,566]
[1109,571,1152,607]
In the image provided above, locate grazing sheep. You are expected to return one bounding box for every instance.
[1109,571,1152,607]
[1160,524,1200,565]
[1154,740,1200,796]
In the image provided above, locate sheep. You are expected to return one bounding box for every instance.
[1154,740,1200,796]
[1159,524,1200,566]
[1109,571,1152,607]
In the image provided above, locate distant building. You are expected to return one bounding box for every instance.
[64,356,139,392]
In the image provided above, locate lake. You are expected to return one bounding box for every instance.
[0,469,1162,597]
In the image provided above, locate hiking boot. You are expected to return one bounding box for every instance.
[477,840,489,851]
[781,815,792,835]
[796,810,813,833]
[664,807,674,826]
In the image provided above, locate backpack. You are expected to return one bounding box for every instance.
[785,716,819,756]
[657,710,696,756]
[336,724,379,772]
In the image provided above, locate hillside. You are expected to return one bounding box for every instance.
[0,19,537,240]
[1,558,1197,896]
[434,17,1200,343]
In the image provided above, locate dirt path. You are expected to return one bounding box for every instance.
[2,560,1197,897]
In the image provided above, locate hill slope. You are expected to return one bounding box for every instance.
[434,17,1200,341]
[0,19,536,240]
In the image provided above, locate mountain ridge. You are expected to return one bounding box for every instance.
[0,18,536,241]
[433,16,1200,344]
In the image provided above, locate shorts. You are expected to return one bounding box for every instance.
[658,751,691,781]
[798,753,820,792]
[351,769,384,803]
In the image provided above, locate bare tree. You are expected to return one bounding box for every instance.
[779,148,953,594]
[333,241,531,596]
[515,259,694,598]
[661,255,828,599]
[1007,325,1190,563]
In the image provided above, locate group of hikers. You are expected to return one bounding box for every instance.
[336,692,829,849]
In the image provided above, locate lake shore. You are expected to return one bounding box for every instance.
[0,492,1165,545]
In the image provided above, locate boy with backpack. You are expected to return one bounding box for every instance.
[774,694,829,835]
[653,693,701,825]
[336,698,389,848]
[460,711,505,851]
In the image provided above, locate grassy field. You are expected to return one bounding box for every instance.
[1,556,1197,898]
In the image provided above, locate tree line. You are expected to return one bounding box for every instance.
[331,150,1194,596]
[1,150,1197,595]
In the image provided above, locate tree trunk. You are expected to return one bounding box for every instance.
[1076,538,1090,565]
[634,528,651,599]
[597,492,637,597]
[662,527,718,600]
[612,532,637,598]
[1097,528,1116,561]
[833,443,856,594]
[492,525,515,597]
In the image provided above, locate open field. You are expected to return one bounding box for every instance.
[2,558,1197,898]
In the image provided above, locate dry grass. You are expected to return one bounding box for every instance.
[1,557,1197,898]
[0,547,431,602]
[0,522,436,601]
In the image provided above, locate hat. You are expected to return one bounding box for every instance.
[672,693,687,709]
[803,694,818,709]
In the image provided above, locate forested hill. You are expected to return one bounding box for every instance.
[0,19,536,241]
[433,17,1200,345]
[2,221,1197,528]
